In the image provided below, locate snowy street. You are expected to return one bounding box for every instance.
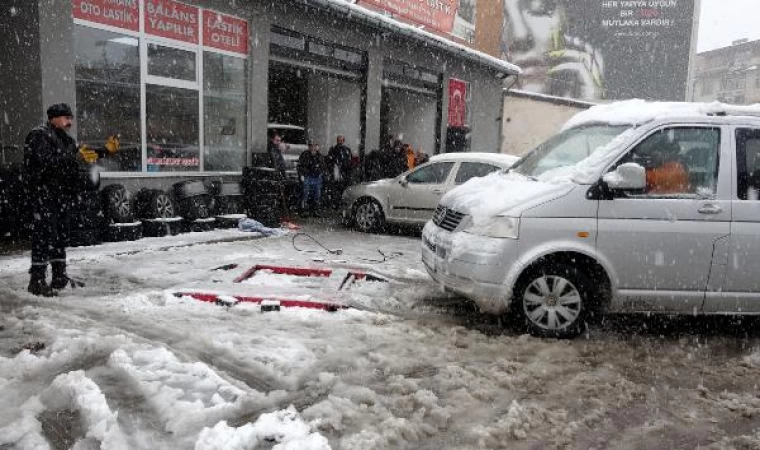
[2,223,760,449]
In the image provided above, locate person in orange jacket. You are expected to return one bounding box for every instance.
[405,144,416,170]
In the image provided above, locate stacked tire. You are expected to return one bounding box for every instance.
[68,165,103,247]
[100,183,142,242]
[209,181,246,228]
[172,180,215,232]
[241,167,284,228]
[134,188,182,237]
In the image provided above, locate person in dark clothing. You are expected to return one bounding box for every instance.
[24,103,82,296]
[326,135,353,208]
[385,139,409,179]
[266,132,287,180]
[298,142,327,216]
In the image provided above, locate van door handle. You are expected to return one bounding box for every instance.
[433,189,444,194]
[698,204,723,214]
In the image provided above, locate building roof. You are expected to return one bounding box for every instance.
[294,0,522,76]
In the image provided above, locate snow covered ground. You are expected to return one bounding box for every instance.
[2,221,760,449]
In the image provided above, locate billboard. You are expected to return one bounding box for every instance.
[502,0,696,101]
[358,0,477,43]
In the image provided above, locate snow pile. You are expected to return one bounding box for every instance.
[194,407,330,450]
[108,347,255,435]
[41,371,128,448]
[0,397,48,450]
[741,347,760,368]
[440,171,573,221]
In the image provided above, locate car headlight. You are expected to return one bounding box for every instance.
[463,216,520,239]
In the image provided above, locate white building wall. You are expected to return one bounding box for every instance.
[501,95,589,156]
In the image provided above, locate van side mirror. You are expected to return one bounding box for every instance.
[602,163,646,190]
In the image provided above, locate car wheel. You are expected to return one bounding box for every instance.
[513,263,592,339]
[135,189,176,219]
[101,184,134,223]
[353,198,384,233]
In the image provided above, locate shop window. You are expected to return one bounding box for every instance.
[74,25,141,172]
[148,44,197,81]
[203,52,247,171]
[146,85,200,172]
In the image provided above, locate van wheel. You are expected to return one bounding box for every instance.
[353,198,384,233]
[513,263,592,339]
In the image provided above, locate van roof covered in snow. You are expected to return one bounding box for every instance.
[563,99,760,131]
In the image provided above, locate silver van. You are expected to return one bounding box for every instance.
[422,100,760,338]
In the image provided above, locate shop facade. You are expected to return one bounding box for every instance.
[0,0,518,190]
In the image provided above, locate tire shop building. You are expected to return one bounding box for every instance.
[0,0,519,240]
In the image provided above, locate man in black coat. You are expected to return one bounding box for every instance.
[24,103,81,296]
[326,135,353,208]
[298,141,327,217]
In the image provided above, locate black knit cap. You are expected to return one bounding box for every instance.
[47,103,73,119]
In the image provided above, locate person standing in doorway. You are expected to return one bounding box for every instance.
[327,135,353,208]
[298,141,327,217]
[24,103,82,296]
[267,132,287,180]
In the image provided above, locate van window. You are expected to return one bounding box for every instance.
[512,125,629,177]
[736,128,760,200]
[617,127,721,197]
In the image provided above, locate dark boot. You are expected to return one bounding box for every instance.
[51,261,83,289]
[28,266,57,297]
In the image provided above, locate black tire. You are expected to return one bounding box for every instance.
[135,189,176,219]
[214,195,244,216]
[512,263,593,339]
[353,198,385,233]
[101,184,134,223]
[177,196,211,221]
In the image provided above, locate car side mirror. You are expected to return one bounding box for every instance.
[399,177,408,187]
[602,162,646,190]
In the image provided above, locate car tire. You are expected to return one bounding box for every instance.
[512,263,593,339]
[135,189,176,219]
[353,198,385,233]
[101,184,134,224]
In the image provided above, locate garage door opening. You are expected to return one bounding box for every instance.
[268,28,365,172]
[380,60,442,158]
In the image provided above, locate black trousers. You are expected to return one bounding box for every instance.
[30,201,69,267]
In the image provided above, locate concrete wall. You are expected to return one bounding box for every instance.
[384,88,437,156]
[307,74,362,154]
[501,93,590,156]
[0,0,43,162]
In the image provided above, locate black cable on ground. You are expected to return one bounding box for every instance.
[290,232,403,264]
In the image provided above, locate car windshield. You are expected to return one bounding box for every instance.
[511,125,630,178]
[275,128,307,145]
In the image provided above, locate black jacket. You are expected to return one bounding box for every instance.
[298,151,326,178]
[24,123,80,204]
[267,140,287,179]
[328,144,353,176]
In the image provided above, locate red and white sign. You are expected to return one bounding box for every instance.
[448,78,467,127]
[203,11,248,55]
[145,0,199,44]
[72,0,139,31]
[358,0,457,35]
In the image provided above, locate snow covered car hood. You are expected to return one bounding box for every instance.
[439,171,575,221]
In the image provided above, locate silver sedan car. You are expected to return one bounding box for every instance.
[342,152,519,232]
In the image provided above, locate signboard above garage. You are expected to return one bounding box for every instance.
[72,0,248,56]
[356,0,476,43]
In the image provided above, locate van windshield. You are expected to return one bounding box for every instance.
[511,125,630,178]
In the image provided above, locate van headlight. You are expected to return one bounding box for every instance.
[463,216,520,239]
